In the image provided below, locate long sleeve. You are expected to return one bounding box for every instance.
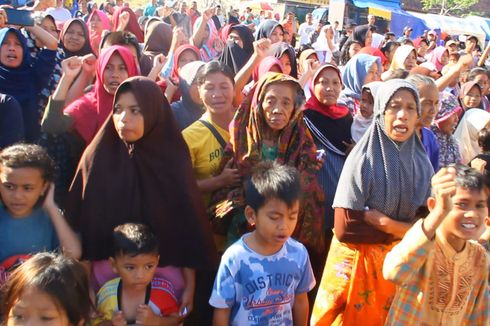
[41,97,73,134]
[382,219,433,285]
[468,269,490,325]
[32,49,57,93]
[334,208,392,244]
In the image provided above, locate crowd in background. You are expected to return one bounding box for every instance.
[0,0,490,325]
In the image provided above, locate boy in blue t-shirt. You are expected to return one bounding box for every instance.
[209,161,315,326]
[0,144,80,281]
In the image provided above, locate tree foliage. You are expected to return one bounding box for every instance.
[421,0,478,16]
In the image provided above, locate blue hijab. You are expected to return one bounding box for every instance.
[0,28,55,142]
[340,53,381,100]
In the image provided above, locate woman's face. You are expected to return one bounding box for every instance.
[360,90,374,118]
[0,32,23,68]
[416,42,428,57]
[463,85,482,109]
[474,73,490,96]
[227,30,243,48]
[363,63,380,85]
[177,49,199,70]
[63,22,86,52]
[103,53,129,94]
[313,68,342,106]
[7,286,70,326]
[41,18,58,40]
[262,82,296,132]
[364,29,373,47]
[438,113,459,135]
[89,12,103,34]
[113,91,145,143]
[440,50,449,66]
[348,42,361,59]
[198,72,234,115]
[384,89,418,142]
[269,26,284,44]
[279,53,292,76]
[403,50,417,71]
[417,84,439,128]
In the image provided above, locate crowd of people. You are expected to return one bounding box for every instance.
[0,1,490,325]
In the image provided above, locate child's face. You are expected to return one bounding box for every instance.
[111,253,159,290]
[7,286,70,326]
[359,90,374,118]
[1,32,24,69]
[438,187,488,250]
[245,198,299,251]
[0,166,48,218]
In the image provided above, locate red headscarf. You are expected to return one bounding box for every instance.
[304,64,350,120]
[64,46,139,144]
[170,44,201,81]
[112,7,144,42]
[252,56,284,82]
[359,46,387,66]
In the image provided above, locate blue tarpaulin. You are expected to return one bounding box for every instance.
[352,0,400,10]
[390,10,429,38]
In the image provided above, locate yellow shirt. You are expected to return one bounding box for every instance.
[182,113,230,205]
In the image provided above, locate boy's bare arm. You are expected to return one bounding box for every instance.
[212,308,231,326]
[292,292,309,326]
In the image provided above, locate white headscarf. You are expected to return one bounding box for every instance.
[454,108,490,164]
[351,81,382,143]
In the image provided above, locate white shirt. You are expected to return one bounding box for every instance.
[298,22,316,45]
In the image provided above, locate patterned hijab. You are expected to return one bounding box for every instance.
[216,72,326,251]
[334,79,433,222]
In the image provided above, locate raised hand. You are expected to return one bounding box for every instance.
[81,53,97,76]
[61,56,83,79]
[118,11,130,30]
[253,38,271,59]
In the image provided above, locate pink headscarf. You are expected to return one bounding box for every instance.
[112,7,144,42]
[87,9,111,32]
[426,46,448,72]
[64,46,139,144]
[252,56,284,82]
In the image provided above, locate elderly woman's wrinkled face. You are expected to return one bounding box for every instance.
[262,82,296,132]
[384,89,418,142]
[417,83,439,128]
[313,68,341,106]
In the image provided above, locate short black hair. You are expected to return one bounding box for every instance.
[101,31,141,60]
[478,127,490,152]
[245,161,301,211]
[0,144,55,182]
[443,164,485,193]
[196,60,235,86]
[113,223,159,257]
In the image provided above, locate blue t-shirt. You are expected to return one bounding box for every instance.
[0,205,58,263]
[209,234,315,326]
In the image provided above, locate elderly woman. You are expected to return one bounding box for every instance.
[212,72,325,259]
[311,79,433,326]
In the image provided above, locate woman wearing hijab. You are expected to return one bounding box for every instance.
[298,48,319,99]
[171,61,205,130]
[65,76,217,313]
[339,53,382,114]
[254,19,284,44]
[0,27,57,142]
[42,46,138,146]
[219,24,254,74]
[382,44,417,80]
[459,80,483,112]
[87,9,111,55]
[112,7,144,42]
[431,91,462,166]
[352,24,374,47]
[143,20,172,63]
[426,46,449,73]
[272,41,298,78]
[454,108,490,164]
[212,72,325,261]
[351,82,381,142]
[60,19,93,58]
[311,79,433,326]
[303,64,353,275]
[192,16,223,62]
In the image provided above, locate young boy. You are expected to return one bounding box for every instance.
[94,223,181,326]
[383,165,489,326]
[0,144,80,282]
[209,161,315,326]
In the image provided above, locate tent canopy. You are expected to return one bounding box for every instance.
[410,12,486,46]
[390,9,428,38]
[467,15,490,41]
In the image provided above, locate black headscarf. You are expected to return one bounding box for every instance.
[218,25,254,74]
[352,24,373,47]
[60,18,93,58]
[272,42,298,78]
[254,19,283,41]
[65,77,218,269]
